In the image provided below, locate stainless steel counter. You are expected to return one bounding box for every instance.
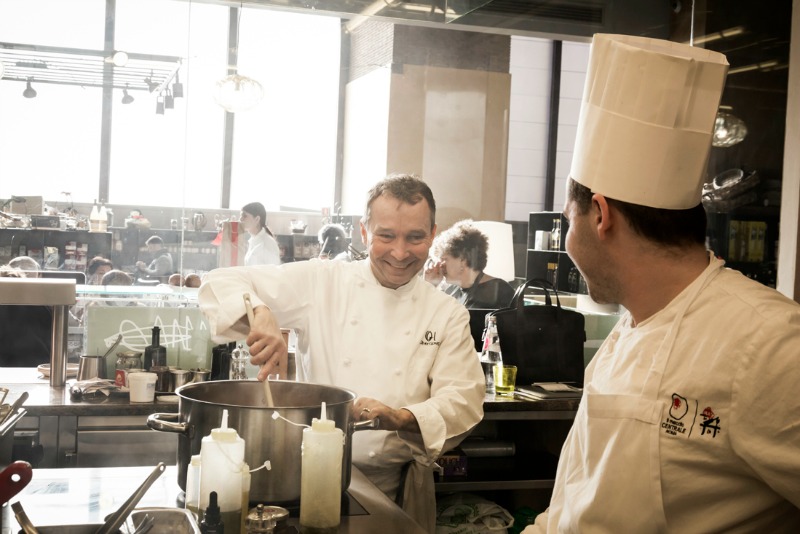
[2,465,426,533]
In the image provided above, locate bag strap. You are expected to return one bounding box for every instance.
[511,278,562,310]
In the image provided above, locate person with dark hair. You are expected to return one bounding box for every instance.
[424,219,514,309]
[199,173,484,531]
[100,269,133,286]
[240,201,280,266]
[135,235,173,280]
[524,35,800,533]
[317,223,348,259]
[86,256,113,285]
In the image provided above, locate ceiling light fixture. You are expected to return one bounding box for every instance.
[712,109,748,148]
[687,26,746,45]
[105,51,129,67]
[214,4,264,113]
[172,71,183,98]
[156,96,165,115]
[144,70,159,93]
[22,77,37,98]
[121,85,134,104]
[164,89,174,110]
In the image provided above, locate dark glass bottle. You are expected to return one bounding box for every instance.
[144,326,167,370]
[200,491,225,533]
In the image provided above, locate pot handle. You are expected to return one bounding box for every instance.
[353,417,380,431]
[147,412,191,436]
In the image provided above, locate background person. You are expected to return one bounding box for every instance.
[317,223,348,259]
[199,173,484,531]
[240,202,281,266]
[424,220,514,309]
[135,235,173,281]
[86,256,113,284]
[525,34,800,532]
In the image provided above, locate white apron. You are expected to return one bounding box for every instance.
[548,264,720,532]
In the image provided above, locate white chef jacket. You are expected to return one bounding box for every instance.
[244,228,281,266]
[526,255,800,533]
[199,259,485,529]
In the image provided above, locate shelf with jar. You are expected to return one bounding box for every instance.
[526,212,579,293]
[0,227,111,273]
[110,227,219,274]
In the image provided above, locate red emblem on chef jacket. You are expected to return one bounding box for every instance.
[669,393,689,420]
[700,407,722,438]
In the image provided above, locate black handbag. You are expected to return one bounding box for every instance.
[491,279,587,387]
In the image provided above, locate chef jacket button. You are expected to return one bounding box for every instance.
[405,330,410,335]
[350,319,358,326]
[343,359,352,367]
[358,282,365,288]
[394,368,402,375]
[368,451,376,458]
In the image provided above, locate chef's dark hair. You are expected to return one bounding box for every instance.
[241,202,275,238]
[568,178,706,247]
[363,173,436,230]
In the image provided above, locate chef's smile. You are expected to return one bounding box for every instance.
[361,194,436,290]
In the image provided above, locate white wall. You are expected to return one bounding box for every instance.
[505,37,590,220]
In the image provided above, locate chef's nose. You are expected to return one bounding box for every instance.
[389,239,412,260]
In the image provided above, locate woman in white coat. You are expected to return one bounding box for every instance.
[240,202,281,266]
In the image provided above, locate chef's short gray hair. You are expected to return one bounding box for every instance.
[362,173,436,230]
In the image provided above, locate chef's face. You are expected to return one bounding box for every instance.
[361,194,437,289]
[564,190,618,304]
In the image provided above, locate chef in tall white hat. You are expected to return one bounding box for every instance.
[524,34,800,533]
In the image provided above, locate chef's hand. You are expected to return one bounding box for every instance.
[353,397,420,433]
[246,305,288,381]
[423,258,444,287]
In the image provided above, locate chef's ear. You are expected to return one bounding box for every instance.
[592,194,613,239]
[360,220,368,246]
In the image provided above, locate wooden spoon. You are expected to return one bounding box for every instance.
[244,293,274,407]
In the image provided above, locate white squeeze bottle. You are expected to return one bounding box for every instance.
[299,401,344,533]
[199,409,245,533]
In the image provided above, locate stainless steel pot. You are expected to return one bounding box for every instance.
[147,380,376,503]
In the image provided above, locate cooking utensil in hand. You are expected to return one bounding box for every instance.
[244,293,274,407]
[94,462,166,534]
[0,461,33,505]
[11,501,39,534]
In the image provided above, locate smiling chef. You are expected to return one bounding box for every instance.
[198,173,484,532]
[523,34,800,532]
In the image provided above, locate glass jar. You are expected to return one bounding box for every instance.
[230,343,250,380]
[115,350,143,387]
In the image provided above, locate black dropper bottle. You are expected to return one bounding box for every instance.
[200,491,224,533]
[144,326,167,370]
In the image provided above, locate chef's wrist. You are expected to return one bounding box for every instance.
[398,408,420,433]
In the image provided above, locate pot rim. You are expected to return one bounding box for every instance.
[174,379,358,410]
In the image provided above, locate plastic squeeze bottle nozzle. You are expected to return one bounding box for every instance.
[199,409,245,534]
[299,401,345,532]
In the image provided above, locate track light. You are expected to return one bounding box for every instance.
[121,85,134,104]
[156,96,165,115]
[165,89,174,110]
[172,71,183,98]
[144,70,159,93]
[23,78,37,98]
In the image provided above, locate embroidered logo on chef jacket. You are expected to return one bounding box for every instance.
[419,330,441,346]
[699,406,722,438]
[661,393,696,438]
[661,394,724,440]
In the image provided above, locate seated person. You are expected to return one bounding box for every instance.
[317,223,349,260]
[86,256,113,285]
[101,269,133,286]
[0,260,52,366]
[424,220,515,309]
[135,236,173,281]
